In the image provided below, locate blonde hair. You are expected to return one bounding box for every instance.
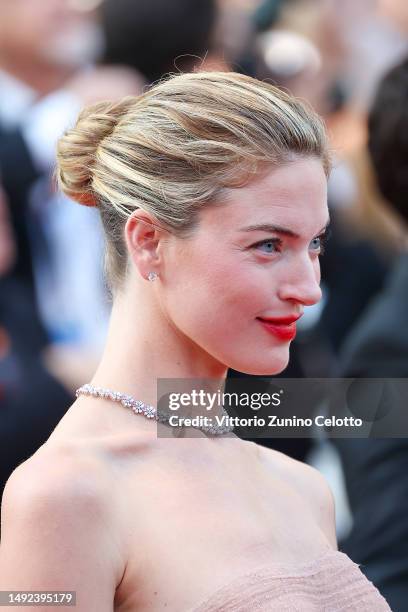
[56,71,330,294]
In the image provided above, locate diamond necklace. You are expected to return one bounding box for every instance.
[75,384,234,436]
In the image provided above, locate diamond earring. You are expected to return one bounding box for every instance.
[147,271,159,281]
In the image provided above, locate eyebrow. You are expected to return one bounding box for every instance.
[238,218,331,239]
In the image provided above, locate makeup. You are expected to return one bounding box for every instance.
[256,315,301,341]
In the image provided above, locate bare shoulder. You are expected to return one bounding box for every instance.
[0,443,127,610]
[4,441,104,495]
[1,440,123,530]
[258,445,338,550]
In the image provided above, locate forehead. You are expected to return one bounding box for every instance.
[201,157,328,237]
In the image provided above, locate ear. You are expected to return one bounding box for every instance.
[124,211,165,281]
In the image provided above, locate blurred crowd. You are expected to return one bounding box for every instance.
[0,0,407,609]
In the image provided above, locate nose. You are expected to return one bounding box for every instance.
[277,254,322,306]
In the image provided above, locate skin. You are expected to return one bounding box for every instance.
[0,157,336,611]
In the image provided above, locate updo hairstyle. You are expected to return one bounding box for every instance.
[57,71,330,294]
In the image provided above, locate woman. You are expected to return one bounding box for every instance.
[0,72,390,611]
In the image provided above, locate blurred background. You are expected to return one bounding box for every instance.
[1,1,407,609]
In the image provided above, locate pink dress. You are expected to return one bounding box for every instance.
[190,549,391,611]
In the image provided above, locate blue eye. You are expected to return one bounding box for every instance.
[253,239,281,254]
[310,237,322,251]
[310,230,330,255]
[251,230,330,256]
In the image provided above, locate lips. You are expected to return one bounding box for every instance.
[256,315,301,341]
[257,315,301,325]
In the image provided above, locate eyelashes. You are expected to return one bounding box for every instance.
[317,227,332,255]
[251,227,332,256]
[251,238,281,254]
[312,228,332,256]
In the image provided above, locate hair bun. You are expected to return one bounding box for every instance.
[56,97,136,206]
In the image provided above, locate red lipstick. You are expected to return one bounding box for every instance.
[256,315,301,341]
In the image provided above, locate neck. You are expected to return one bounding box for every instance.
[0,54,74,96]
[91,288,229,411]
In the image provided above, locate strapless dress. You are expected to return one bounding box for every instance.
[190,548,391,611]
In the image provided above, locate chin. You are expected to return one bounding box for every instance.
[228,347,290,377]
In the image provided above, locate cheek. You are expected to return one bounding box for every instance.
[161,250,292,375]
[163,247,274,346]
[192,252,270,317]
[165,245,255,318]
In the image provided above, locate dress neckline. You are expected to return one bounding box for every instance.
[240,547,350,576]
[220,547,346,580]
[190,548,352,611]
[190,547,390,612]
